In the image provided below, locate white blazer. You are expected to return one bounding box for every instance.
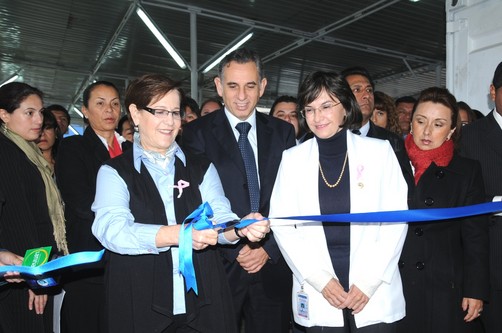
[270,131,408,328]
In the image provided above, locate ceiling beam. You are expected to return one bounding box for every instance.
[143,0,440,67]
[69,1,137,109]
[374,63,444,84]
[315,35,441,64]
[262,0,400,63]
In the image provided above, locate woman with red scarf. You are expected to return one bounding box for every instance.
[397,87,489,333]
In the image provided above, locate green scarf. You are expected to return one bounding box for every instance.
[1,124,69,255]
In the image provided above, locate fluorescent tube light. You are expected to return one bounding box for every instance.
[203,32,254,73]
[0,74,19,87]
[73,107,84,118]
[68,125,79,135]
[136,7,187,69]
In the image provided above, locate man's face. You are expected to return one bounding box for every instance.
[214,61,267,121]
[490,84,502,117]
[345,74,374,124]
[51,110,69,134]
[396,102,415,135]
[272,101,299,137]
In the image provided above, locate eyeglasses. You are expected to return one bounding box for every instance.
[143,107,183,120]
[300,101,341,118]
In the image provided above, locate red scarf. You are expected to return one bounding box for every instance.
[405,134,454,185]
[108,135,123,158]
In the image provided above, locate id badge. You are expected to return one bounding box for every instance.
[297,291,309,319]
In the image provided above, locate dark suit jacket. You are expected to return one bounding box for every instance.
[460,110,502,289]
[367,121,414,196]
[56,126,111,254]
[182,109,296,295]
[0,133,57,331]
[398,154,489,333]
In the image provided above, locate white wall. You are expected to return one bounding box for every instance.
[446,0,502,113]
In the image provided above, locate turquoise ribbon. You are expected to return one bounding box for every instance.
[0,250,104,280]
[179,202,213,294]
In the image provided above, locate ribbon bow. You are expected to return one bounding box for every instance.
[178,202,213,294]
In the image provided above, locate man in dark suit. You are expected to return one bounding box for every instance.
[460,61,502,333]
[341,67,414,190]
[182,48,296,333]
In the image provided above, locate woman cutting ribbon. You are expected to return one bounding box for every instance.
[269,71,408,332]
[91,73,269,333]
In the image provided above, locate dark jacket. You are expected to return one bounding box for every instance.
[0,133,56,332]
[460,110,502,290]
[182,109,295,301]
[397,154,489,333]
[55,127,130,333]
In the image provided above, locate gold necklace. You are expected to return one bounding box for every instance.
[319,151,348,188]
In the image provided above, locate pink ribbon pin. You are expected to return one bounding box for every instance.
[172,180,190,198]
[356,165,364,180]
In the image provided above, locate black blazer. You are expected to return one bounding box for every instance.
[182,109,296,295]
[398,154,489,332]
[0,134,57,333]
[460,110,502,289]
[56,126,111,253]
[0,134,58,257]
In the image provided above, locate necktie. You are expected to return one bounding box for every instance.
[236,122,260,212]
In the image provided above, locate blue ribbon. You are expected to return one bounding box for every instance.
[212,201,502,230]
[0,250,104,280]
[270,201,502,224]
[179,202,213,295]
[177,200,502,296]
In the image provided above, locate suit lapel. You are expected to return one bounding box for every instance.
[210,110,247,178]
[367,121,376,138]
[84,126,111,164]
[481,111,502,157]
[256,112,272,187]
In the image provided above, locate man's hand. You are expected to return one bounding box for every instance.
[239,213,270,242]
[236,244,269,273]
[462,297,483,322]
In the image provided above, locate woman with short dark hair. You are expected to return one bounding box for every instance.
[270,71,408,332]
[92,73,270,332]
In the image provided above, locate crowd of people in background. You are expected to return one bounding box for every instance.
[0,48,501,333]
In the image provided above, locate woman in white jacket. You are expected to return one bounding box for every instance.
[270,71,408,332]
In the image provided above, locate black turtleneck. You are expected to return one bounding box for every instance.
[317,128,351,290]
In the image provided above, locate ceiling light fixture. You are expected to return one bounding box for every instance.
[73,107,84,119]
[202,32,254,73]
[68,125,80,136]
[0,73,19,87]
[136,7,187,69]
